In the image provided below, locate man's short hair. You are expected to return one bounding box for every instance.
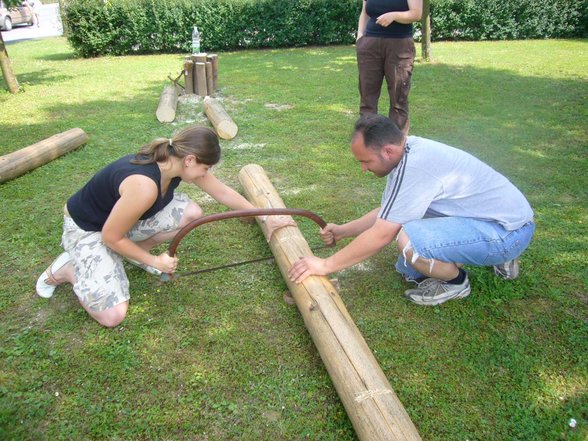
[353,114,404,150]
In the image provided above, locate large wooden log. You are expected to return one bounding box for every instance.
[156,85,178,123]
[203,97,238,140]
[238,164,422,441]
[0,128,88,184]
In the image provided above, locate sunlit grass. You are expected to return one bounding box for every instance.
[1,37,587,440]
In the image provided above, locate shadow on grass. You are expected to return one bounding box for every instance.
[1,47,586,440]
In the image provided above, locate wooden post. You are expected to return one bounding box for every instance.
[190,55,199,94]
[195,62,207,97]
[421,0,432,61]
[238,164,422,441]
[156,85,178,123]
[184,58,194,94]
[194,53,208,64]
[203,96,238,140]
[207,53,218,91]
[0,128,88,184]
[205,61,214,97]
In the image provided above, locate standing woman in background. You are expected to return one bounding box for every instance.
[356,0,422,134]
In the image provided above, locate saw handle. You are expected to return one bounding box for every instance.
[167,208,335,258]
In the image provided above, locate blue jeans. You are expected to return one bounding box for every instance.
[395,217,535,281]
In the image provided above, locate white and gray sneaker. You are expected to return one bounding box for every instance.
[404,276,471,306]
[493,259,519,280]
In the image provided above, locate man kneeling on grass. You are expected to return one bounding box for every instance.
[288,114,535,306]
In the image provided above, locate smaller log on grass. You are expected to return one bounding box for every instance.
[0,128,88,184]
[184,58,194,95]
[195,62,208,97]
[156,85,179,123]
[203,96,238,140]
[207,54,218,91]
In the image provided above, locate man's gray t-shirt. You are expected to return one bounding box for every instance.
[378,136,534,230]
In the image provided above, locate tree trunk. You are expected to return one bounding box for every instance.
[421,0,432,62]
[0,32,20,93]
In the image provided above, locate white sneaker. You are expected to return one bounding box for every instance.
[36,252,72,298]
[493,259,519,280]
[404,276,471,306]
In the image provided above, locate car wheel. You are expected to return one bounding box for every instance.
[3,17,12,31]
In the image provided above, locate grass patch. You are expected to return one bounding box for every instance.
[1,38,587,440]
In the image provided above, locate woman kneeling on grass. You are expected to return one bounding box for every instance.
[36,125,283,327]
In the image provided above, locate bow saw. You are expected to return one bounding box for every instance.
[158,208,335,282]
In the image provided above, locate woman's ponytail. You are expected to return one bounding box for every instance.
[131,126,220,166]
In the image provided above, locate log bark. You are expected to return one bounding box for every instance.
[184,59,194,94]
[238,164,422,441]
[203,97,238,140]
[207,54,218,91]
[205,61,214,97]
[0,128,88,184]
[195,62,207,97]
[156,85,178,123]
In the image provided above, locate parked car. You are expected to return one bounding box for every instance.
[0,1,34,31]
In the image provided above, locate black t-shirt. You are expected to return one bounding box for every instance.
[67,154,181,231]
[364,0,413,38]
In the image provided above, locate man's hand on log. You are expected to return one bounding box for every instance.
[288,256,329,283]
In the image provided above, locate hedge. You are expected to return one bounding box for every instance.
[63,0,360,57]
[427,0,586,41]
[63,0,586,58]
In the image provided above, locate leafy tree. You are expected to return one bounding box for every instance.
[0,0,22,93]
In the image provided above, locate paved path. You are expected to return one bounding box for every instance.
[2,3,63,44]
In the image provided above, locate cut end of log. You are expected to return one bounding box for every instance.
[156,85,178,123]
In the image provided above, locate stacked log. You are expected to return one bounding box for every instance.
[186,53,219,97]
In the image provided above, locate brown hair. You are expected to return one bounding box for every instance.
[131,125,221,166]
[353,114,405,150]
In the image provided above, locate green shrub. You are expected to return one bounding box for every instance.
[64,0,360,57]
[63,0,586,58]
[428,0,585,41]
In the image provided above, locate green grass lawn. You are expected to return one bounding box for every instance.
[1,37,587,440]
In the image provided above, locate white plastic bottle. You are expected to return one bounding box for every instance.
[192,26,201,54]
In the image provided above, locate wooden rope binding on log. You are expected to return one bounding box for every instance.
[167,207,332,259]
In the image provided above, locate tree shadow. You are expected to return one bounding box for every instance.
[1,45,586,440]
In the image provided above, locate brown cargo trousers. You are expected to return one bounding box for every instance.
[356,36,416,134]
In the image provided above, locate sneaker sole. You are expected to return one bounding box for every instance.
[405,286,471,306]
[493,260,520,280]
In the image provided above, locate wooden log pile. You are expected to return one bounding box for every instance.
[184,53,218,98]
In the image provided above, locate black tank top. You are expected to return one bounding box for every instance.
[67,154,181,231]
[364,0,413,39]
